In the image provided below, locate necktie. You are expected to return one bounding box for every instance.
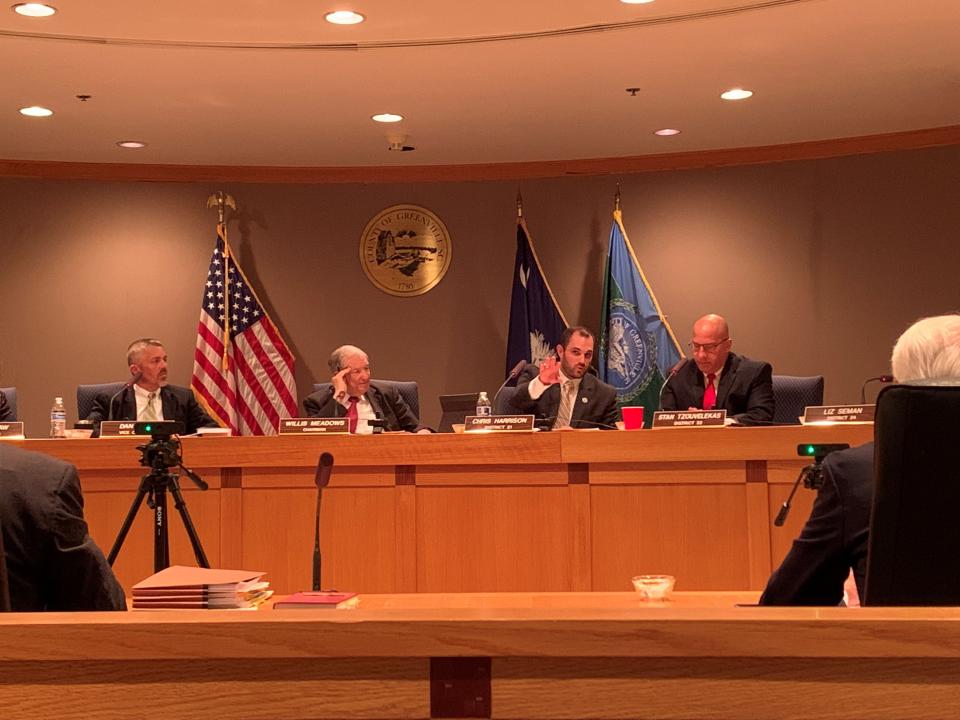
[346,396,359,433]
[703,374,717,411]
[554,381,575,429]
[142,391,159,421]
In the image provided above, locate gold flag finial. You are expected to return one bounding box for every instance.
[516,190,523,219]
[206,191,237,225]
[614,181,622,212]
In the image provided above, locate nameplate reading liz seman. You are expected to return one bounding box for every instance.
[803,404,875,424]
[464,415,535,432]
[278,418,350,435]
[99,421,147,437]
[652,410,727,428]
[0,422,25,439]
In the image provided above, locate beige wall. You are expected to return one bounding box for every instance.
[1,145,958,435]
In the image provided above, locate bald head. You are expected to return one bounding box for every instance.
[690,314,732,375]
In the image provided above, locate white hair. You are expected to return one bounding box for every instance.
[328,345,368,374]
[890,315,960,384]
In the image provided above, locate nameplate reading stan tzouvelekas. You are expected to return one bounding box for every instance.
[652,410,727,428]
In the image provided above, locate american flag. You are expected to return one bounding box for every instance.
[191,225,297,434]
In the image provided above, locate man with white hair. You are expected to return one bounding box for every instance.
[760,314,960,605]
[302,345,426,433]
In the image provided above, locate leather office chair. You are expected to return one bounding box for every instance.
[494,386,521,415]
[77,382,127,420]
[0,387,17,421]
[772,374,824,424]
[0,518,10,612]
[311,380,420,419]
[864,384,960,606]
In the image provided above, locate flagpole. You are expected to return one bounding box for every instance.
[517,190,523,218]
[206,192,237,370]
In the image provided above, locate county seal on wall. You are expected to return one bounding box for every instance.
[359,205,452,296]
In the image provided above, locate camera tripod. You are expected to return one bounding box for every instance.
[108,430,210,572]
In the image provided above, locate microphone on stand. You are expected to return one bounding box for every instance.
[492,359,528,413]
[312,452,334,592]
[107,372,142,421]
[657,359,688,410]
[860,375,893,404]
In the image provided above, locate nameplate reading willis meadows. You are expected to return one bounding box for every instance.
[0,422,25,439]
[279,418,350,434]
[465,415,535,432]
[652,410,726,428]
[99,421,148,437]
[803,404,875,423]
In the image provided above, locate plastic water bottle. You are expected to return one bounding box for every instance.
[476,391,492,417]
[50,396,67,438]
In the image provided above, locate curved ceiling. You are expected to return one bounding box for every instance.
[1,0,958,167]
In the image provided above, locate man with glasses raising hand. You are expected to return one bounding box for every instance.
[660,314,774,426]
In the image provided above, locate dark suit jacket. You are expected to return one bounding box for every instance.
[303,381,424,432]
[660,352,774,425]
[512,365,619,429]
[86,384,216,436]
[0,444,126,611]
[0,391,11,422]
[759,443,873,606]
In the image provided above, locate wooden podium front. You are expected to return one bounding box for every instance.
[12,425,872,595]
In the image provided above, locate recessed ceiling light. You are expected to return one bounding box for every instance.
[653,128,681,136]
[620,0,656,4]
[372,113,403,123]
[116,140,147,148]
[12,3,56,17]
[19,105,53,117]
[325,10,364,25]
[720,88,754,101]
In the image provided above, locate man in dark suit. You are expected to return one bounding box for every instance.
[660,314,774,425]
[86,338,217,435]
[512,326,619,430]
[303,345,427,433]
[760,314,960,605]
[0,443,126,611]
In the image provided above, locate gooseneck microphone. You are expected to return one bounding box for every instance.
[107,372,143,421]
[312,452,335,592]
[492,359,528,413]
[657,359,688,410]
[860,375,893,404]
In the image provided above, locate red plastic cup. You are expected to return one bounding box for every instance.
[621,406,645,430]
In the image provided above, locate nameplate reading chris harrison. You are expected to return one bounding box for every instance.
[99,421,148,437]
[652,410,726,428]
[803,404,875,424]
[464,415,535,432]
[0,422,25,439]
[279,418,350,435]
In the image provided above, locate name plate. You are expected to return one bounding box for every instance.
[279,418,350,434]
[803,404,875,424]
[0,422,25,439]
[652,410,727,428]
[464,414,535,432]
[99,421,147,437]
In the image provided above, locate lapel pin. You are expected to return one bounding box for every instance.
[581,397,588,403]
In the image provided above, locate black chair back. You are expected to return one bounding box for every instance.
[0,518,10,612]
[494,386,521,415]
[312,380,420,419]
[77,382,126,421]
[772,374,824,424]
[864,384,960,606]
[0,387,16,421]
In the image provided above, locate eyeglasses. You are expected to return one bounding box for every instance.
[688,338,729,353]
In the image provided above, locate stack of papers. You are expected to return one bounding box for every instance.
[132,565,272,610]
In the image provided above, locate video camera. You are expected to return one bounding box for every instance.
[135,420,185,471]
[796,443,849,489]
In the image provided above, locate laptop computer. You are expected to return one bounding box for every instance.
[437,393,480,433]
